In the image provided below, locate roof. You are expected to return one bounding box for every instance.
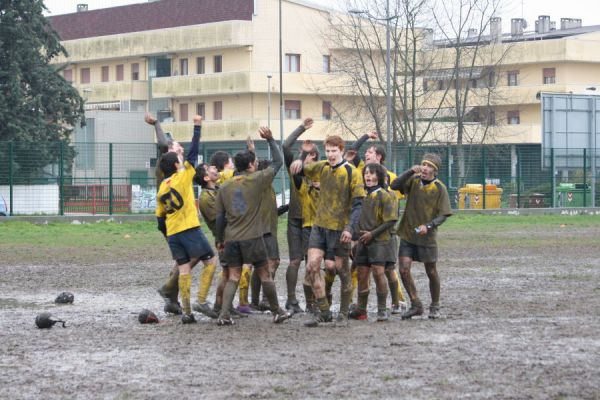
[48,0,254,41]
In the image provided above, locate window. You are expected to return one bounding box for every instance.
[285,100,301,119]
[80,68,90,84]
[543,68,556,84]
[63,69,73,82]
[322,101,332,120]
[116,64,124,81]
[131,63,139,80]
[469,79,478,88]
[507,70,519,86]
[214,55,222,73]
[507,110,520,125]
[423,79,429,91]
[213,101,222,120]
[101,66,109,82]
[437,80,444,90]
[179,103,188,122]
[323,55,331,73]
[179,58,188,76]
[196,102,205,117]
[196,57,205,74]
[285,54,301,72]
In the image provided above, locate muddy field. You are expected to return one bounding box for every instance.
[1,218,600,399]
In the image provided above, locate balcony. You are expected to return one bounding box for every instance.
[412,122,541,144]
[161,119,371,142]
[54,21,253,64]
[77,81,149,102]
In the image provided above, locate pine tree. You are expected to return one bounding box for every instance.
[0,0,84,181]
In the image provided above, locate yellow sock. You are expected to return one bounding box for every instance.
[324,270,336,285]
[238,265,251,306]
[178,273,192,315]
[351,269,358,299]
[197,263,216,303]
[395,270,406,303]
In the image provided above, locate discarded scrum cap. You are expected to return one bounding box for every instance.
[55,292,74,304]
[138,309,159,324]
[35,312,67,329]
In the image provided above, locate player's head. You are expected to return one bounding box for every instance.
[300,142,320,166]
[257,159,272,171]
[160,152,180,178]
[365,144,386,164]
[363,163,386,188]
[194,163,219,188]
[324,135,344,166]
[234,150,257,173]
[210,151,233,172]
[421,153,441,180]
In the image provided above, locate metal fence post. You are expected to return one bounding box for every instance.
[482,146,487,209]
[516,147,521,208]
[551,148,555,208]
[59,141,64,216]
[583,148,587,207]
[109,143,113,215]
[8,141,13,216]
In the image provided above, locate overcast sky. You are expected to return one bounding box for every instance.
[44,0,600,31]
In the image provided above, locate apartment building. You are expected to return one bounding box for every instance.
[418,16,600,145]
[48,0,368,144]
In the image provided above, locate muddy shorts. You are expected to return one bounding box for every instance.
[224,236,268,267]
[168,227,214,265]
[308,225,351,261]
[287,218,304,261]
[264,232,280,260]
[398,239,438,263]
[355,239,396,267]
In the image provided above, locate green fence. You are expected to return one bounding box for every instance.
[0,141,598,215]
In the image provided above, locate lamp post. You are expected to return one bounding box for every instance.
[82,88,94,183]
[267,73,272,158]
[350,2,396,163]
[279,0,286,203]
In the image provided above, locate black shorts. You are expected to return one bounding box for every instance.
[398,239,438,263]
[355,239,396,267]
[302,227,312,259]
[287,218,304,261]
[308,225,351,261]
[167,227,214,265]
[264,232,280,260]
[224,236,269,267]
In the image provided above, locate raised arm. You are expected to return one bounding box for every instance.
[186,115,202,166]
[282,117,313,167]
[145,113,169,154]
[346,131,377,167]
[390,165,419,194]
[259,127,283,174]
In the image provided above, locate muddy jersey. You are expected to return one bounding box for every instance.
[359,187,398,243]
[217,169,234,186]
[259,186,278,235]
[304,160,365,231]
[298,177,319,228]
[156,161,201,236]
[198,187,218,237]
[287,168,303,220]
[397,175,452,246]
[216,168,275,242]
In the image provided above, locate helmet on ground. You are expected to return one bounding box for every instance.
[35,312,66,329]
[55,292,75,304]
[138,309,159,324]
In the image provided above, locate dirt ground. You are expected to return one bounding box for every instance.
[1,220,600,399]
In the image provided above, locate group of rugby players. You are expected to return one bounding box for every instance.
[146,112,452,327]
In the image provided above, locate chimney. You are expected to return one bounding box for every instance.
[423,28,434,49]
[536,15,550,33]
[561,18,582,30]
[490,17,502,43]
[77,4,88,12]
[511,18,526,36]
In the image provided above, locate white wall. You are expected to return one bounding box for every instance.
[0,185,59,215]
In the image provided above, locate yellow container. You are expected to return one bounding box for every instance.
[458,184,503,209]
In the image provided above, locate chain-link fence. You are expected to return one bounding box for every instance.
[0,141,598,215]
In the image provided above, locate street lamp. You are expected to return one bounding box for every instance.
[267,73,272,158]
[82,88,94,182]
[278,0,286,204]
[349,2,397,164]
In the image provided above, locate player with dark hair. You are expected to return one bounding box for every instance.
[214,127,292,326]
[210,151,234,185]
[291,135,365,327]
[155,115,216,324]
[390,153,452,320]
[349,163,398,321]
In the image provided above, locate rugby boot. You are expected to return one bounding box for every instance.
[401,299,424,320]
[249,302,262,312]
[193,302,218,319]
[273,308,293,324]
[377,309,390,322]
[158,288,182,315]
[236,304,253,314]
[229,307,248,318]
[429,304,441,319]
[304,309,332,328]
[334,313,348,327]
[216,317,234,326]
[181,313,196,324]
[285,299,304,314]
[348,308,368,320]
[258,298,271,312]
[391,302,407,315]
